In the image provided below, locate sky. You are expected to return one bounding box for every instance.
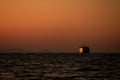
[0,0,120,53]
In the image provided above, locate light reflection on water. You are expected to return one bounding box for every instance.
[0,53,120,80]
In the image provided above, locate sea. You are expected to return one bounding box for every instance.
[0,53,120,80]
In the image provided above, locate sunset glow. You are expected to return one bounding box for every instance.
[0,0,120,53]
[79,48,83,54]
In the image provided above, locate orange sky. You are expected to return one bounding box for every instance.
[0,0,120,53]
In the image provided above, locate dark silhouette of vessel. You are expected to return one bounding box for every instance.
[79,46,90,54]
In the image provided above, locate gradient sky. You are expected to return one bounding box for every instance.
[0,0,120,53]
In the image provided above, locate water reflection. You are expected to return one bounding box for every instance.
[0,53,120,80]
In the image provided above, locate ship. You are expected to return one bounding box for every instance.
[79,46,90,54]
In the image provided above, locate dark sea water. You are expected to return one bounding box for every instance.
[0,53,120,80]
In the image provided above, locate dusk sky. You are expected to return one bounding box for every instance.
[0,0,120,53]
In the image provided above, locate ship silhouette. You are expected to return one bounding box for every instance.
[79,45,90,54]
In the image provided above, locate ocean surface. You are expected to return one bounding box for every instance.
[0,53,120,80]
